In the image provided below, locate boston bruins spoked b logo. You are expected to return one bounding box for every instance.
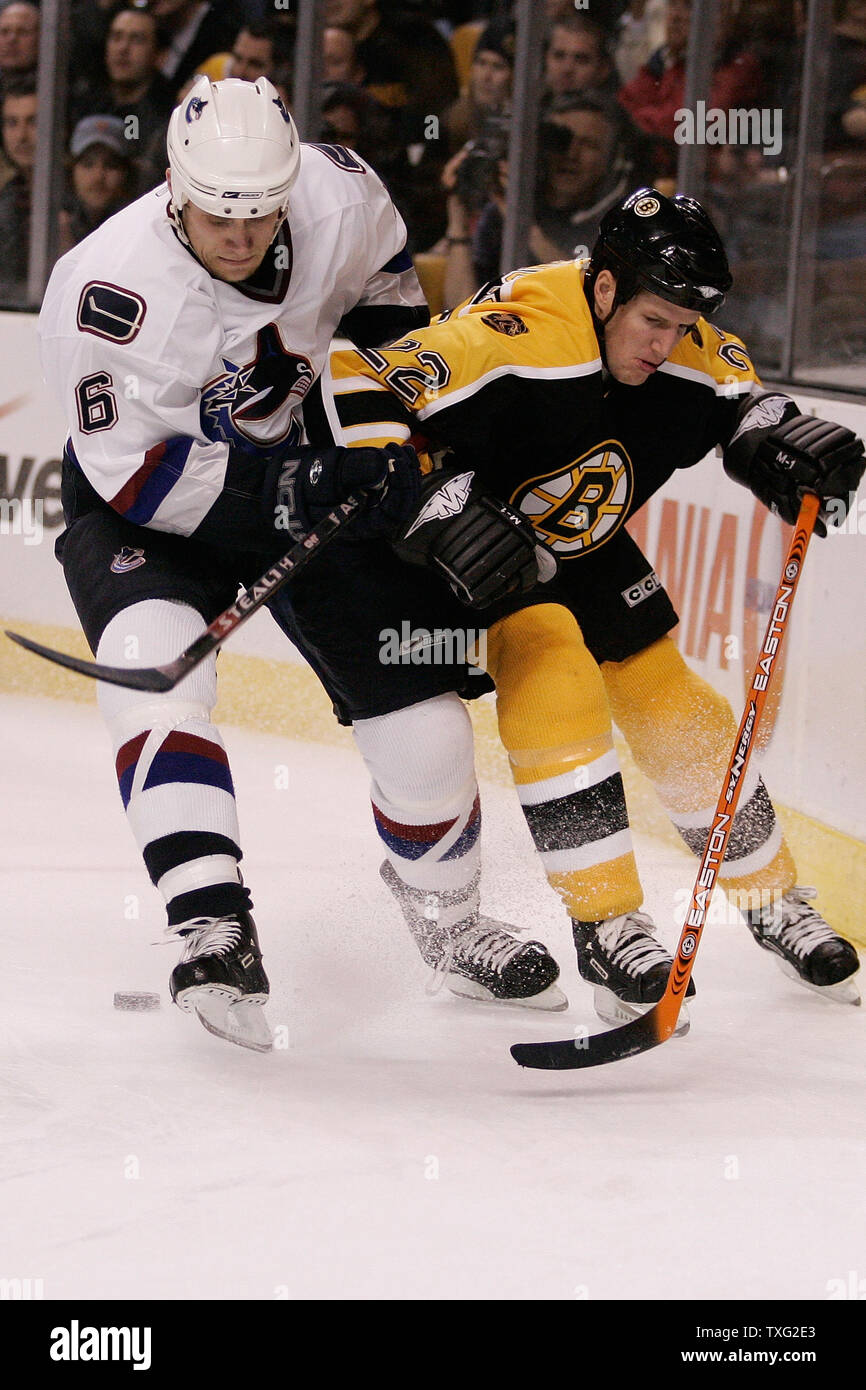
[511,440,633,556]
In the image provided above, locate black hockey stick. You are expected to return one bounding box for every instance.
[5,498,362,692]
[511,492,821,1071]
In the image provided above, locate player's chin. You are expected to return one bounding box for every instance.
[213,259,258,282]
[616,364,653,386]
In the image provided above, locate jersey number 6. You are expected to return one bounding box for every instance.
[76,371,118,434]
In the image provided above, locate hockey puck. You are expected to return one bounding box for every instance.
[113,991,161,1012]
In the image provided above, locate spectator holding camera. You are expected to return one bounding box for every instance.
[442,91,648,307]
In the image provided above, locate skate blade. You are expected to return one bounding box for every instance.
[447,976,569,1011]
[773,957,861,1006]
[183,987,273,1053]
[592,985,690,1036]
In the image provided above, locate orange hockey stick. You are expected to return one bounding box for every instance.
[512,491,822,1070]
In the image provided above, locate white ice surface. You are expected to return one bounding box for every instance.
[1,693,864,1302]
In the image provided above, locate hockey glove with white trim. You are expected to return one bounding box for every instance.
[392,467,558,609]
[275,443,422,540]
[724,392,865,537]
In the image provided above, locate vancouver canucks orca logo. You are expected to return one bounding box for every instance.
[110,545,146,574]
[201,324,314,453]
[511,440,633,556]
[185,96,208,122]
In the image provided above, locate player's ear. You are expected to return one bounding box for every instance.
[593,269,616,318]
[166,169,172,191]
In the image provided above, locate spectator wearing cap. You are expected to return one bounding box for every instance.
[72,7,175,176]
[0,74,36,299]
[58,115,140,254]
[444,20,514,154]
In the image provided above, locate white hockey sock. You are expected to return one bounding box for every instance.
[97,600,247,923]
[353,692,481,899]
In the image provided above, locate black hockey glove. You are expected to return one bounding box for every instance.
[274,443,421,540]
[724,392,865,537]
[391,467,558,609]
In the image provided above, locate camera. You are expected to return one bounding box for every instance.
[538,119,575,157]
[456,110,511,212]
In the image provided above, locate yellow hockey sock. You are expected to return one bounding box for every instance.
[485,604,643,922]
[601,637,796,908]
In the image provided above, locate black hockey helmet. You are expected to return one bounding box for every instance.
[586,186,733,319]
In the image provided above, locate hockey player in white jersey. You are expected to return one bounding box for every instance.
[37,76,437,1051]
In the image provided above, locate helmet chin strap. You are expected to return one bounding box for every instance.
[589,295,618,371]
[270,206,289,244]
[584,262,630,371]
[167,195,191,248]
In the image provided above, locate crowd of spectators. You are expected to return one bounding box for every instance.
[0,0,864,370]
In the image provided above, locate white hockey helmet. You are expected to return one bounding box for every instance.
[167,75,300,237]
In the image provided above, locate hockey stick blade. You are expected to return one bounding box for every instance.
[511,493,821,1072]
[4,630,178,690]
[511,1002,676,1070]
[4,497,361,691]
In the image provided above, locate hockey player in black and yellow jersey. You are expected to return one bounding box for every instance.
[283,187,864,1023]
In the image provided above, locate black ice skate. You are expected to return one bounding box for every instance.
[744,887,860,1005]
[168,911,273,1051]
[573,910,695,1035]
[380,861,567,1010]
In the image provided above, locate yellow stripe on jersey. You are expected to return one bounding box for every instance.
[325,260,601,447]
